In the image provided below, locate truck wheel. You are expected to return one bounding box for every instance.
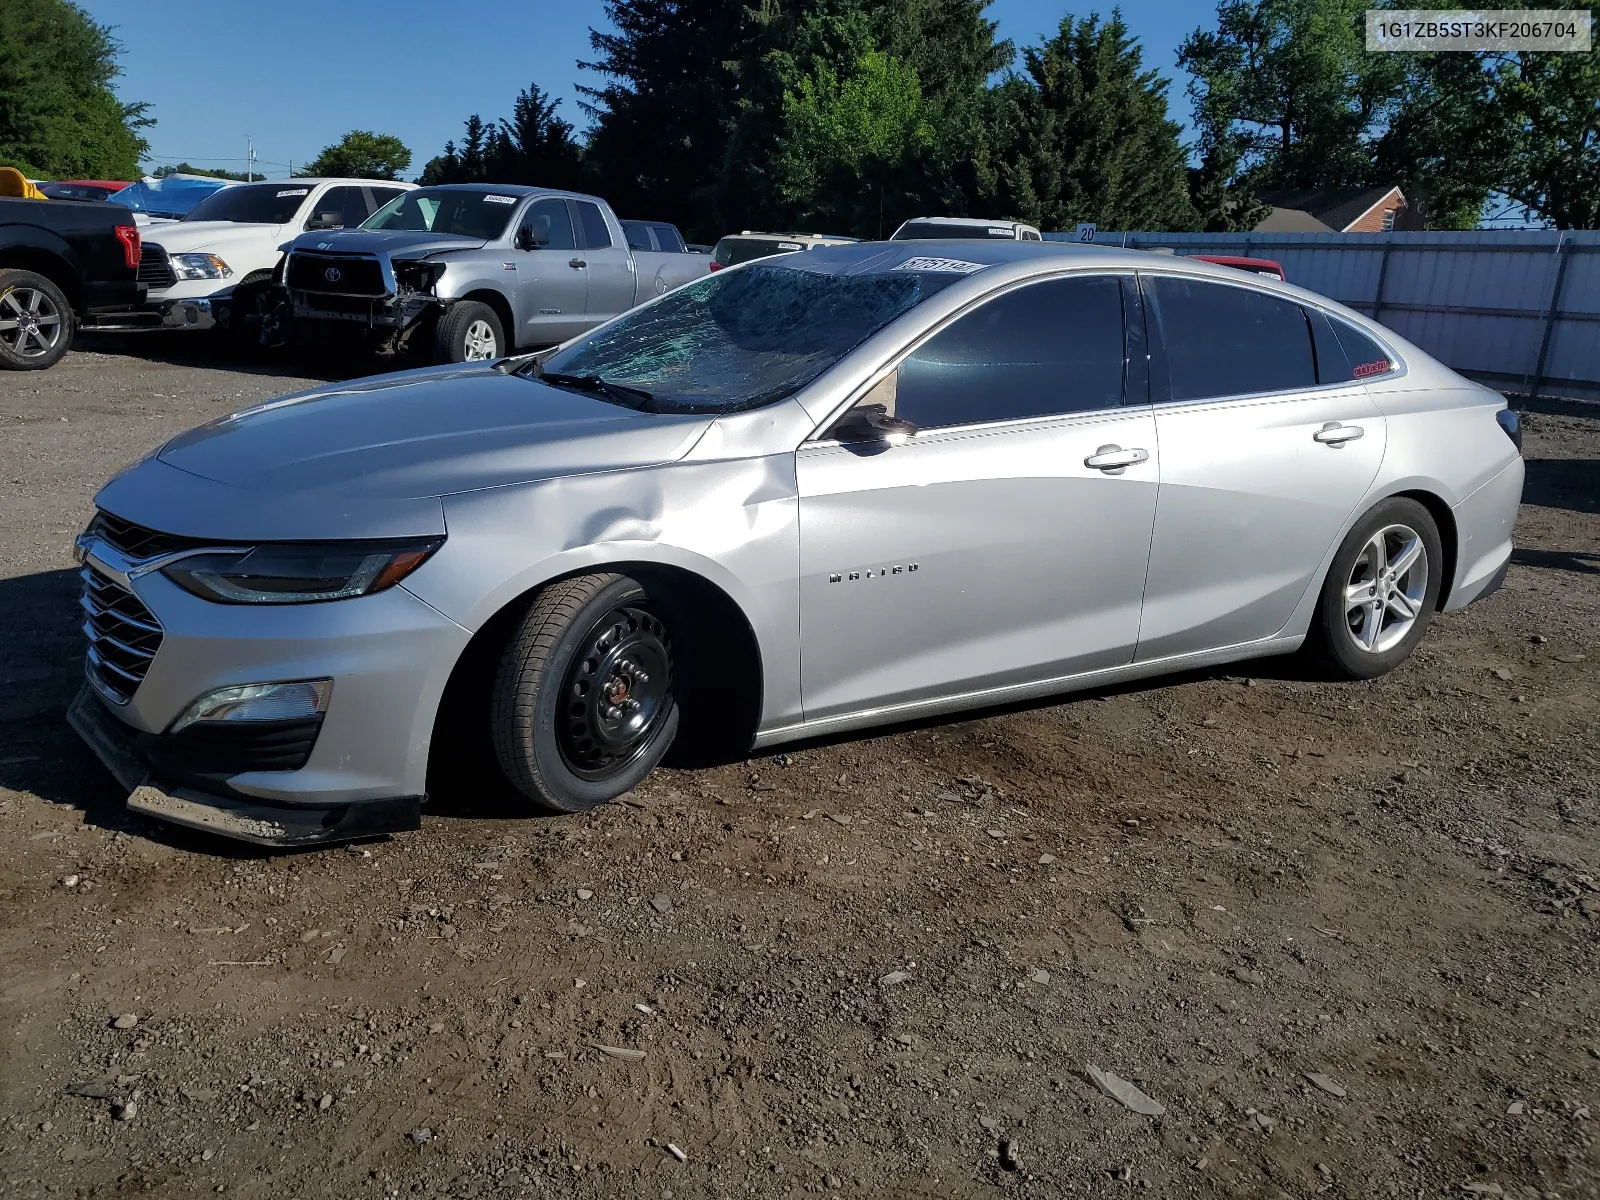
[227,274,287,354]
[0,270,73,371]
[435,301,503,363]
[491,573,679,813]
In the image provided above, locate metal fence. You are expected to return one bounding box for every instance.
[1042,230,1600,402]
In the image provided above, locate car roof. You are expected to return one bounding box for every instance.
[777,239,1136,275]
[898,216,1034,228]
[725,232,856,243]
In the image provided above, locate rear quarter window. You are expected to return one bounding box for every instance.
[1329,317,1398,380]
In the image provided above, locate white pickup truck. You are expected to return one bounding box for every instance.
[278,184,712,362]
[91,177,413,338]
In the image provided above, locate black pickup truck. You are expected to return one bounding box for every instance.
[0,197,144,370]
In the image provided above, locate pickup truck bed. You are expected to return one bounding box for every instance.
[0,197,143,370]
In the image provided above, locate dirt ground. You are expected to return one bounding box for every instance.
[1,336,1596,1200]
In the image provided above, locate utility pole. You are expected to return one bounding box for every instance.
[246,135,256,182]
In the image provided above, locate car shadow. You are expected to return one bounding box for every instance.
[74,331,412,384]
[1521,457,1598,515]
[1511,546,1600,576]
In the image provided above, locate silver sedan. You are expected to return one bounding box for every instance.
[70,241,1524,846]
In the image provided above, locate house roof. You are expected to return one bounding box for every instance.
[1256,186,1404,232]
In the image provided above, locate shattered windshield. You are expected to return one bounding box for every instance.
[533,263,965,413]
[363,188,520,240]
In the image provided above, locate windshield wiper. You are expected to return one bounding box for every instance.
[531,370,660,413]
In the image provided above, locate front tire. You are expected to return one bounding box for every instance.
[0,269,73,370]
[491,573,679,813]
[435,301,503,363]
[1310,497,1443,680]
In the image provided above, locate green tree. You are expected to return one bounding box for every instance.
[487,84,585,189]
[580,0,749,239]
[302,130,412,180]
[993,13,1197,232]
[420,114,493,185]
[0,0,149,180]
[152,162,251,181]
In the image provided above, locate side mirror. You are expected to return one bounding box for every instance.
[830,403,918,446]
[514,225,548,251]
[305,211,343,230]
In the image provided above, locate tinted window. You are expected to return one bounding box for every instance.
[651,223,686,253]
[621,220,653,251]
[368,187,405,217]
[308,186,356,228]
[890,276,1126,430]
[522,198,576,251]
[893,220,1018,241]
[575,201,613,249]
[1329,316,1397,380]
[364,187,521,239]
[537,264,965,414]
[185,182,314,224]
[1148,276,1316,401]
[713,237,805,267]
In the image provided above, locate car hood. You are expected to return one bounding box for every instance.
[94,366,715,541]
[284,229,489,258]
[144,220,284,253]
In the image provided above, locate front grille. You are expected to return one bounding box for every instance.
[87,511,209,561]
[81,567,163,705]
[138,244,176,291]
[286,253,387,297]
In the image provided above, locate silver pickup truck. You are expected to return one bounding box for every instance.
[278,184,710,361]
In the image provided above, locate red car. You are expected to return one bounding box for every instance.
[1191,254,1285,281]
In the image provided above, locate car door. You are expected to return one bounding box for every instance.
[514,197,589,345]
[572,198,636,325]
[1134,273,1387,661]
[796,273,1160,722]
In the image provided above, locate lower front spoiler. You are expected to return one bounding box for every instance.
[67,684,421,848]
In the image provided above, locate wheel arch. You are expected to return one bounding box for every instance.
[457,289,515,346]
[1391,488,1459,610]
[425,559,763,795]
[0,247,82,307]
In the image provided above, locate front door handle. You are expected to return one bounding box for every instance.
[1313,421,1364,446]
[568,258,587,269]
[1084,445,1150,474]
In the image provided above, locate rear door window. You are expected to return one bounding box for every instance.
[1146,276,1317,401]
[575,201,614,250]
[889,275,1126,430]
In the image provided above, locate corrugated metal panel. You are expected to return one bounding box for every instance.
[1040,231,1600,397]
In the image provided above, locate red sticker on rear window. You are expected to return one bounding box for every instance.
[1352,359,1391,378]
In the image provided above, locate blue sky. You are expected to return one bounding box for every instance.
[79,0,1209,180]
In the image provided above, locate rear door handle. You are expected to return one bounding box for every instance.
[1313,421,1364,445]
[1084,445,1150,474]
[568,258,587,269]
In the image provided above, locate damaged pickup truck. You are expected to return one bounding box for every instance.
[277,184,710,362]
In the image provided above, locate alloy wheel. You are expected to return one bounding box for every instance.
[462,319,498,360]
[1343,523,1428,655]
[557,605,672,781]
[0,287,64,359]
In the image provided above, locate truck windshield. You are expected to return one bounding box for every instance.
[532,263,966,414]
[363,189,519,240]
[892,221,1017,240]
[184,183,313,224]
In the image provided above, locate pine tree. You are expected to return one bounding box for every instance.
[579,0,750,239]
[487,84,585,189]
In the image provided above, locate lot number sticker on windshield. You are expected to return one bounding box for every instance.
[483,194,517,205]
[894,256,985,274]
[276,188,309,197]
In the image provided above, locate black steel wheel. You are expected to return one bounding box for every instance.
[491,573,680,813]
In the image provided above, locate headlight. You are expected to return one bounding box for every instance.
[170,253,233,281]
[161,538,442,604]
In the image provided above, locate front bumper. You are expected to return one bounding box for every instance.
[84,296,217,333]
[68,539,472,846]
[69,686,420,846]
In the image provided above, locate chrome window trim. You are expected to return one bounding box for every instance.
[805,268,1140,446]
[1134,268,1408,409]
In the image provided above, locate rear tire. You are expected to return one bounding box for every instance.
[1309,497,1443,680]
[0,269,73,370]
[491,573,679,813]
[435,301,503,363]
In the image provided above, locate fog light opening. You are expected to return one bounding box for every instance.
[170,679,332,733]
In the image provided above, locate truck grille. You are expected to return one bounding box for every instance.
[81,567,163,706]
[286,253,386,296]
[138,244,176,291]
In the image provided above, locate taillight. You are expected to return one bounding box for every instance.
[114,224,140,271]
[708,261,723,271]
[1495,407,1522,452]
